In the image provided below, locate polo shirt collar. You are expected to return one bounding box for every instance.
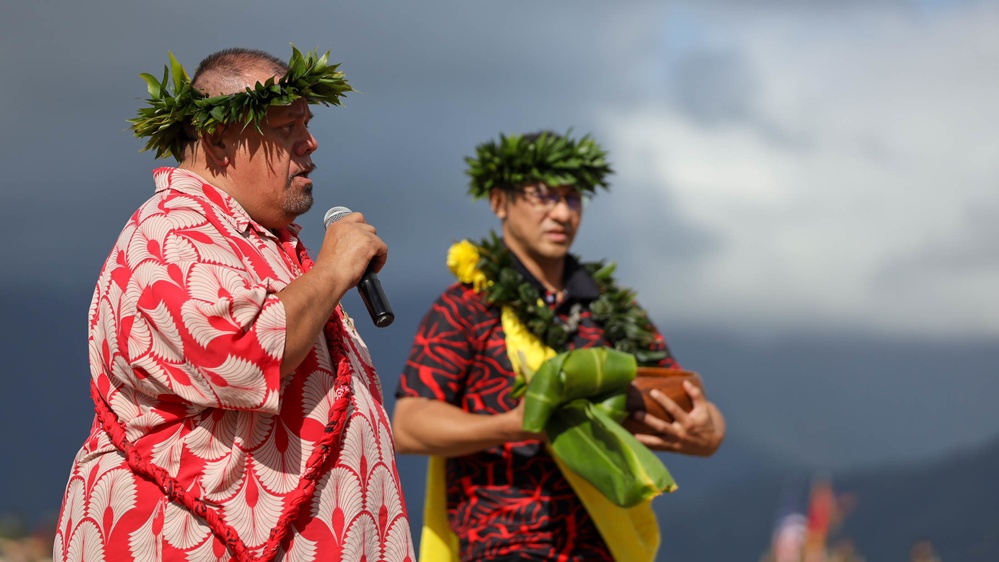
[507,242,600,306]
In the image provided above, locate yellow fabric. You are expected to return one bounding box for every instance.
[419,456,459,562]
[416,305,660,562]
[551,455,661,562]
[502,306,661,562]
[502,306,558,377]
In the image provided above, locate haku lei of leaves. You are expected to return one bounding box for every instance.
[464,130,614,199]
[129,45,353,161]
[473,232,667,367]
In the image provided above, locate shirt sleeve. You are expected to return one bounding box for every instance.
[107,202,286,414]
[646,317,681,369]
[395,284,485,405]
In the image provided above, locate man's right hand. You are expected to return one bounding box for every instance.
[276,212,387,377]
[314,212,388,294]
[504,398,546,443]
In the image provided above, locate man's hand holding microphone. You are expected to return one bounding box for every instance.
[276,207,393,377]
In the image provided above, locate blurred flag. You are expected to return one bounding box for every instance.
[803,475,837,562]
[771,511,808,562]
[769,476,808,562]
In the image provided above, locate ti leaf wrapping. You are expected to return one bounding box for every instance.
[548,400,676,508]
[521,348,676,507]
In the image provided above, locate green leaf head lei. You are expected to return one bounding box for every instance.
[129,45,353,161]
[464,130,614,199]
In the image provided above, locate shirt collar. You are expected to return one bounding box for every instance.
[152,167,302,240]
[507,242,600,307]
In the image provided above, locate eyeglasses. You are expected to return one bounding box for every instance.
[514,187,586,212]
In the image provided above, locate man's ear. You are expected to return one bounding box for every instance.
[202,127,229,167]
[489,188,507,219]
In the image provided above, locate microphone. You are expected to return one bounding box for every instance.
[323,206,395,328]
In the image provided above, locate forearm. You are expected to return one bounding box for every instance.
[392,397,534,457]
[277,267,352,377]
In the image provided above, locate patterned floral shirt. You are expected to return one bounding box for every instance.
[54,168,414,562]
[397,251,676,561]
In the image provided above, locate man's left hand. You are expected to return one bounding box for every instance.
[631,380,726,456]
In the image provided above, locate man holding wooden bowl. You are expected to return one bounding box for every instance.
[392,130,726,562]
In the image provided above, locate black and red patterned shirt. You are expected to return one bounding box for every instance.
[397,251,677,561]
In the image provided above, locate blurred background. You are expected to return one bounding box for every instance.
[1,1,997,560]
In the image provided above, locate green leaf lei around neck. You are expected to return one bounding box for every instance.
[129,45,353,161]
[472,232,667,367]
[464,130,614,199]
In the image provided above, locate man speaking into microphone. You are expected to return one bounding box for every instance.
[53,46,414,562]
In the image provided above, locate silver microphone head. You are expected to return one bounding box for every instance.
[323,206,353,229]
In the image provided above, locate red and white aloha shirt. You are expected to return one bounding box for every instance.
[53,168,414,562]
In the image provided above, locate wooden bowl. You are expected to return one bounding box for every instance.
[622,367,703,434]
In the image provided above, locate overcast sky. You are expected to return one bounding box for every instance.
[1,1,998,503]
[2,0,996,341]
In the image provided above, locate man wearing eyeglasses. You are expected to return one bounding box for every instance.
[392,131,725,561]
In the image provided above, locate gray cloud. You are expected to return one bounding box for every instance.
[882,197,999,275]
[669,49,760,125]
[0,0,685,290]
[2,1,998,501]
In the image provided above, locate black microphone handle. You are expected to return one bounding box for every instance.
[356,267,395,328]
[322,205,394,328]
